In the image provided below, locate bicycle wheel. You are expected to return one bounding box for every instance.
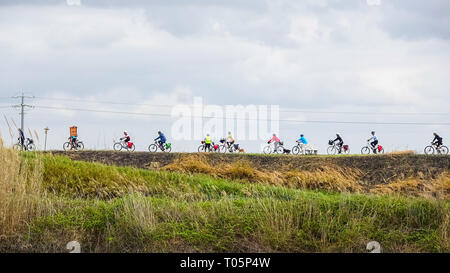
[424,146,434,155]
[148,144,158,153]
[164,145,172,153]
[327,146,337,155]
[113,143,123,151]
[292,146,300,155]
[438,146,449,155]
[276,146,284,154]
[198,145,205,152]
[77,142,84,150]
[13,144,22,151]
[263,146,272,154]
[218,145,226,153]
[63,142,71,151]
[27,143,36,151]
[361,146,371,155]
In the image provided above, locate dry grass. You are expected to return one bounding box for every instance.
[164,154,450,199]
[283,167,363,192]
[0,145,448,253]
[163,154,215,175]
[386,150,416,155]
[164,155,365,193]
[371,173,450,200]
[0,139,45,235]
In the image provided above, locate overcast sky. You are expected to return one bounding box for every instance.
[0,0,449,153]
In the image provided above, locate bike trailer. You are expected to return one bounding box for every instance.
[128,142,133,148]
[378,145,383,152]
[343,145,349,151]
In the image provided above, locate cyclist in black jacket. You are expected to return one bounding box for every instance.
[432,132,443,148]
[332,133,344,153]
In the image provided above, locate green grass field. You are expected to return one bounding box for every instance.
[1,146,448,253]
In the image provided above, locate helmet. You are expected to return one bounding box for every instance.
[371,131,375,134]
[300,134,304,137]
[336,133,340,136]
[228,131,231,134]
[124,131,128,134]
[158,131,161,134]
[273,133,276,136]
[207,133,210,136]
[433,132,437,135]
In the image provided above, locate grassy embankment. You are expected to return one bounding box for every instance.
[0,142,449,253]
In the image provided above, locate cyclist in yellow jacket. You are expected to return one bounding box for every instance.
[204,134,212,151]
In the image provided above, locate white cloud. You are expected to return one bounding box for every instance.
[0,1,449,152]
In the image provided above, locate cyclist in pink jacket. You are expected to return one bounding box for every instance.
[268,133,281,151]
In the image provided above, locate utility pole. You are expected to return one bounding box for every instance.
[44,127,49,151]
[12,92,34,133]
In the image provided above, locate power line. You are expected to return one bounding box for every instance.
[34,105,450,126]
[34,96,450,116]
[34,96,174,108]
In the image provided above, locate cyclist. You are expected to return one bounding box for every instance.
[226,131,235,147]
[297,134,308,145]
[432,132,443,150]
[18,128,25,149]
[331,133,344,153]
[204,133,212,151]
[368,131,378,152]
[268,133,281,151]
[155,131,167,150]
[120,131,131,147]
[69,134,78,150]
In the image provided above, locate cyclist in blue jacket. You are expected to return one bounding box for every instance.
[155,131,167,149]
[18,128,25,148]
[297,134,308,145]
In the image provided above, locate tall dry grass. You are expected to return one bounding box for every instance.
[370,173,450,200]
[164,155,364,193]
[163,154,450,199]
[0,139,45,236]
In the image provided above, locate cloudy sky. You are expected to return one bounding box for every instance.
[0,0,449,153]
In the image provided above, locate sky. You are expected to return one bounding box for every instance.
[0,0,449,153]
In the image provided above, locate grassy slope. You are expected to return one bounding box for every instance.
[2,153,449,253]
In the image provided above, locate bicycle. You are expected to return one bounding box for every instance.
[63,137,84,151]
[219,138,238,153]
[327,140,350,155]
[198,141,220,153]
[148,140,172,153]
[361,141,384,155]
[13,138,36,151]
[424,143,449,155]
[292,141,306,155]
[263,141,284,154]
[113,139,135,152]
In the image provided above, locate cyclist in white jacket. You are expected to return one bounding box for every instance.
[368,131,378,151]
